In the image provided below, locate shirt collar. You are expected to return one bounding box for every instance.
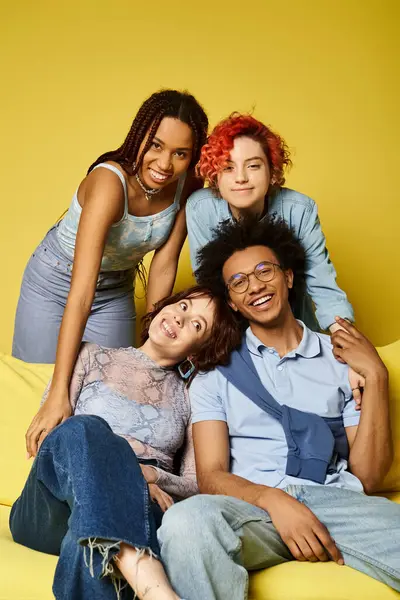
[245,321,321,359]
[294,322,321,358]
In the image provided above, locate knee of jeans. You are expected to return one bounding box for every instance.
[48,415,111,445]
[159,495,222,551]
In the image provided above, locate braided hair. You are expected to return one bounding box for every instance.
[87,90,208,175]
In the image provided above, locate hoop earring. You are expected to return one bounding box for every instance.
[178,358,196,380]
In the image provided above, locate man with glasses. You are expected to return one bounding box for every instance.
[158,215,400,599]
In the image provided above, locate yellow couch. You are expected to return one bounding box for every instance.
[1,341,399,600]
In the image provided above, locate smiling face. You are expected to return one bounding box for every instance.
[146,295,216,365]
[217,136,271,218]
[138,117,193,190]
[222,245,294,329]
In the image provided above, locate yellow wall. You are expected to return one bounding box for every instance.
[1,0,399,352]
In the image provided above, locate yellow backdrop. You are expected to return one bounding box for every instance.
[1,0,399,352]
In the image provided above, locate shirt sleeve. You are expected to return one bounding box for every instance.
[152,421,198,500]
[298,198,355,329]
[189,371,227,423]
[41,344,90,411]
[342,393,361,428]
[186,192,218,273]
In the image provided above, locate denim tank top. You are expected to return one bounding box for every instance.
[56,163,185,272]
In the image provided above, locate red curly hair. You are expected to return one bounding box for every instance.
[198,113,292,190]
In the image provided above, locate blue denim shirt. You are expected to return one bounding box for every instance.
[186,187,354,331]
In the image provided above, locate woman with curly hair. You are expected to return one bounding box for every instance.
[186,113,362,399]
[11,285,242,600]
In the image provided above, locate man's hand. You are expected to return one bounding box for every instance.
[258,488,344,564]
[331,317,388,382]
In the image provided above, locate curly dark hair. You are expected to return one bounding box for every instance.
[141,285,242,376]
[195,214,306,308]
[88,89,208,175]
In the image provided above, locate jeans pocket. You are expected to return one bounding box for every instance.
[33,243,73,275]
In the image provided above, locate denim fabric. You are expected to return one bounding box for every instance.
[10,415,162,600]
[186,187,355,331]
[159,488,400,600]
[12,226,135,363]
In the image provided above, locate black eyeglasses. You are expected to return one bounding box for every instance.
[226,261,282,294]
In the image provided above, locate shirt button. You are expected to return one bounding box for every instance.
[277,366,283,371]
[269,349,274,354]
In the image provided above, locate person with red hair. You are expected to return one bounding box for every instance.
[186,112,363,398]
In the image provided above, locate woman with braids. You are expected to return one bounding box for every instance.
[12,89,208,445]
[11,285,242,600]
[186,113,363,400]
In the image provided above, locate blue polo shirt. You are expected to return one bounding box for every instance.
[189,323,363,492]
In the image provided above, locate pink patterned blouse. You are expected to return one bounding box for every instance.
[43,344,197,499]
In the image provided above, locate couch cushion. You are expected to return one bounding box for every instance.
[249,556,400,600]
[0,504,56,599]
[378,340,400,492]
[0,353,53,506]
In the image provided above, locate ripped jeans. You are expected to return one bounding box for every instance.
[9,415,162,600]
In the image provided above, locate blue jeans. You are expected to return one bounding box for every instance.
[158,488,400,599]
[9,415,162,600]
[12,226,135,363]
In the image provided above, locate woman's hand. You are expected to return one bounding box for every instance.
[331,317,387,382]
[140,465,174,511]
[330,318,365,409]
[348,368,365,410]
[26,390,72,458]
[148,484,174,512]
[140,464,158,483]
